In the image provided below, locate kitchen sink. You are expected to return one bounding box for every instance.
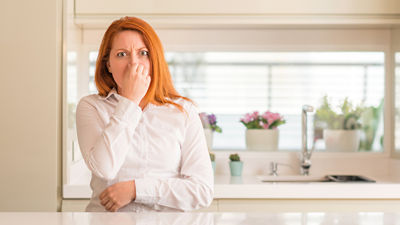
[257,175,375,183]
[257,175,329,182]
[325,175,375,183]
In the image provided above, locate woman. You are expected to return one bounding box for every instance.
[76,16,213,212]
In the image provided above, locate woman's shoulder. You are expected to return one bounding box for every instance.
[173,97,198,113]
[78,94,99,104]
[77,94,105,110]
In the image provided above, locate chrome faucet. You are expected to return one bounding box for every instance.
[301,105,314,176]
[269,161,293,176]
[269,162,278,176]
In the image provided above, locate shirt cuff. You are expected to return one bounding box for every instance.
[134,178,160,205]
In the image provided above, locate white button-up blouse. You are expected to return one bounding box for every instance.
[76,89,214,212]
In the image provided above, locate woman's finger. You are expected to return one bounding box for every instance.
[99,190,107,200]
[110,204,119,212]
[138,64,144,75]
[105,200,114,211]
[146,75,151,85]
[143,68,149,77]
[132,63,139,73]
[100,197,109,206]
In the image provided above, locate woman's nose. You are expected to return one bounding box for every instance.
[130,54,139,64]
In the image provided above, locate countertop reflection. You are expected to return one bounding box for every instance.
[1,212,400,225]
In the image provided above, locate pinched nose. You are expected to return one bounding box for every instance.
[129,55,139,64]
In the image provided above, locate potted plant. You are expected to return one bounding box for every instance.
[240,110,286,151]
[199,112,222,150]
[315,96,364,152]
[229,153,243,176]
[210,152,216,174]
[359,99,384,151]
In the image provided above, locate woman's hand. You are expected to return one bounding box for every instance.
[118,63,151,105]
[99,180,136,212]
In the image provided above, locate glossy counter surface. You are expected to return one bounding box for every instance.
[213,175,400,199]
[64,174,400,199]
[2,212,400,225]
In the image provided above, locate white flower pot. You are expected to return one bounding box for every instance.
[204,128,213,150]
[245,129,279,151]
[323,129,361,152]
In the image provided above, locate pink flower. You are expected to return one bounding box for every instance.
[241,113,252,123]
[262,111,282,124]
[251,111,259,119]
[241,110,285,129]
[261,122,269,129]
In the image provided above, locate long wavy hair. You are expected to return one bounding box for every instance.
[95,16,191,112]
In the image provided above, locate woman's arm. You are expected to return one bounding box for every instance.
[134,103,214,211]
[76,95,142,180]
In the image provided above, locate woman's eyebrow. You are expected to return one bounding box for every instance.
[114,48,128,51]
[113,47,148,51]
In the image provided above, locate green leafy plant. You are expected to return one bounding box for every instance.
[209,152,215,162]
[315,96,364,130]
[229,153,241,162]
[359,99,384,151]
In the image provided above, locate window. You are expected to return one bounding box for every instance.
[166,52,384,151]
[71,51,385,151]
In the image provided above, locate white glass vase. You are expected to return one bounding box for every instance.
[323,129,361,152]
[245,129,279,151]
[204,128,213,150]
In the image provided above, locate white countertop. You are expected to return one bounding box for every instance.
[213,175,400,199]
[63,174,400,199]
[2,212,400,225]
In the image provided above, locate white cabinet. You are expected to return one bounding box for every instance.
[62,200,89,212]
[74,0,400,28]
[75,0,400,15]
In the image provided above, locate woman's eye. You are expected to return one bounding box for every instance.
[140,50,149,56]
[116,52,127,57]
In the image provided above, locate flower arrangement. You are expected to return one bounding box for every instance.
[199,112,222,133]
[240,111,286,129]
[315,96,364,130]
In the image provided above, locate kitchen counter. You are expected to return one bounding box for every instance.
[2,212,400,225]
[64,174,400,199]
[213,175,400,199]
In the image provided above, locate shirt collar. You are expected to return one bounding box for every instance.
[101,88,155,111]
[101,88,119,102]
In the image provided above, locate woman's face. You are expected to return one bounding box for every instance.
[107,30,150,90]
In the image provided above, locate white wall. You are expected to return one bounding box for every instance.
[0,0,62,211]
[394,29,400,51]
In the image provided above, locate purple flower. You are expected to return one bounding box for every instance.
[208,114,217,125]
[199,112,222,133]
[199,112,210,128]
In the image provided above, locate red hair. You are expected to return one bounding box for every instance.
[95,16,191,112]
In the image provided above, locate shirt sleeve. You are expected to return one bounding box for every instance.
[134,102,214,211]
[76,95,142,180]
